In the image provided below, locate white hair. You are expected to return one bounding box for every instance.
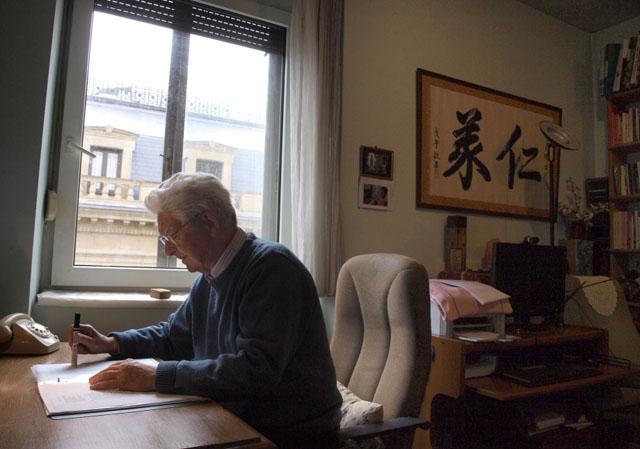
[145,172,237,229]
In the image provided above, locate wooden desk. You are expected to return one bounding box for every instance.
[0,346,275,449]
[413,325,636,449]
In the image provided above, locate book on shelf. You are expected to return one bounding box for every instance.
[611,210,640,249]
[605,33,640,94]
[613,37,629,93]
[622,37,638,91]
[612,161,640,196]
[609,103,640,145]
[603,43,621,96]
[613,166,621,195]
[633,36,640,88]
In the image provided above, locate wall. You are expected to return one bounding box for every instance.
[1,0,600,335]
[340,0,595,277]
[36,305,174,339]
[590,16,640,177]
[0,0,62,318]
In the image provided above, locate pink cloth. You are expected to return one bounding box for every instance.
[430,280,513,321]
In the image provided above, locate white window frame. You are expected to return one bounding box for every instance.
[51,0,288,289]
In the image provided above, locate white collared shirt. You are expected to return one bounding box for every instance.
[208,227,247,280]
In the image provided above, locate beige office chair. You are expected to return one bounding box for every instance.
[331,253,430,449]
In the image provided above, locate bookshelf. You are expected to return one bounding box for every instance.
[607,86,640,276]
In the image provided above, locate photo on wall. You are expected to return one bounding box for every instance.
[359,177,393,211]
[360,146,393,179]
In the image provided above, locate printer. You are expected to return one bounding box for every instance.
[429,279,510,337]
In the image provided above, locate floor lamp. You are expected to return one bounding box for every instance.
[539,121,579,246]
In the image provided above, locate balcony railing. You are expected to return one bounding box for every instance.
[87,78,265,126]
[80,175,157,203]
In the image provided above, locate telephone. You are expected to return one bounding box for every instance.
[0,313,60,354]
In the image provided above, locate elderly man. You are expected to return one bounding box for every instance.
[72,172,341,447]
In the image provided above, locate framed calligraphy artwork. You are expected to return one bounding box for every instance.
[416,69,562,220]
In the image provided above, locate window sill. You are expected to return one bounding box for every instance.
[37,290,187,309]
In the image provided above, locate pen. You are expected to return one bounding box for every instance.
[71,313,80,367]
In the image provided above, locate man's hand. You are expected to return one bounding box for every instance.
[89,359,156,392]
[68,324,119,355]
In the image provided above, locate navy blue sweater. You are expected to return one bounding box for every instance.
[112,234,341,436]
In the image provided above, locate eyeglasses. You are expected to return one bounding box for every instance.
[158,212,204,247]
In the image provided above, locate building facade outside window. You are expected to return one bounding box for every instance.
[196,159,223,180]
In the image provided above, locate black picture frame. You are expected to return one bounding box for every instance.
[360,146,393,179]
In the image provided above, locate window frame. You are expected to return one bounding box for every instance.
[51,0,288,289]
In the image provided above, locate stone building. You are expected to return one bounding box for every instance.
[75,79,265,267]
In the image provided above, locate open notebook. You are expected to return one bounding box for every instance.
[32,358,208,418]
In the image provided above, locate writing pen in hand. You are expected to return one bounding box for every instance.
[71,313,80,367]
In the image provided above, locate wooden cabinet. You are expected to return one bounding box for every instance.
[413,326,634,449]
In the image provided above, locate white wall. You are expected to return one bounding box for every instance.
[0,0,608,335]
[590,16,640,176]
[341,0,595,278]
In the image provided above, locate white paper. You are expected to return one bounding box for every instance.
[432,279,510,304]
[456,331,519,342]
[32,359,208,416]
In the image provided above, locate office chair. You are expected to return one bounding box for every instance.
[331,253,430,449]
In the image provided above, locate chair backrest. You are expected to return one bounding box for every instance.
[564,275,640,366]
[331,253,430,419]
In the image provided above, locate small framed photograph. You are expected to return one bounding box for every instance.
[360,146,393,179]
[359,177,393,211]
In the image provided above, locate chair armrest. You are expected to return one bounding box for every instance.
[338,417,429,441]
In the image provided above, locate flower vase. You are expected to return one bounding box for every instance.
[567,221,588,240]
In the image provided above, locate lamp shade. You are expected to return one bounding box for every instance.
[539,121,579,151]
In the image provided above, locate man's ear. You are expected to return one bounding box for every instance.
[203,211,220,235]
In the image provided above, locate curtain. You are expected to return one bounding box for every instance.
[285,0,343,296]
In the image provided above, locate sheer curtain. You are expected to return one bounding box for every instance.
[284,0,343,296]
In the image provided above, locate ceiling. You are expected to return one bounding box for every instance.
[515,0,640,32]
[257,0,640,33]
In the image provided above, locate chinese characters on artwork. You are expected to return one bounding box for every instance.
[443,108,491,190]
[439,108,542,191]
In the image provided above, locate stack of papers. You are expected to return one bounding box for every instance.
[430,279,512,321]
[433,279,510,304]
[527,409,565,435]
[32,359,208,418]
[456,331,519,342]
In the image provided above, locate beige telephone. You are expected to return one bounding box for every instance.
[0,313,60,354]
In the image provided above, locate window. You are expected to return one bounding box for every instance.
[196,159,223,180]
[89,147,122,178]
[52,0,286,288]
